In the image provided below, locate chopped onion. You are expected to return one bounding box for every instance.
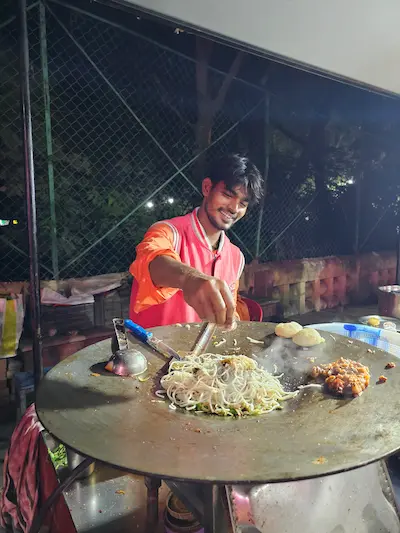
[247,337,264,345]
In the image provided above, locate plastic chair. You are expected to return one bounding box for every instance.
[241,296,263,322]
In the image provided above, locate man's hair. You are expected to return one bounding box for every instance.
[207,154,264,205]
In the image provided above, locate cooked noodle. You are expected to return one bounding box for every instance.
[159,353,298,417]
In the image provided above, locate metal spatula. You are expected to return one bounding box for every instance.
[124,319,182,361]
[191,322,217,357]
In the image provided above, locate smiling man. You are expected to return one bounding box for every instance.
[129,154,263,329]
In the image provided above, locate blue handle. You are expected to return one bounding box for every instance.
[124,319,153,343]
[343,324,356,338]
[343,323,381,346]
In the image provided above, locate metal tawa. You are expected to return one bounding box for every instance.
[36,322,400,485]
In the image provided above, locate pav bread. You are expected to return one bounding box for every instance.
[274,321,303,339]
[292,327,325,347]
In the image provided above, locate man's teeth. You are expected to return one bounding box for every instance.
[221,211,234,220]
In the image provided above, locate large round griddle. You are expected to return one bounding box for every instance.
[36,322,400,484]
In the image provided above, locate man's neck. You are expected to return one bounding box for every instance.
[197,205,222,249]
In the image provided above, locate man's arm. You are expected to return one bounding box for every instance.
[129,223,182,313]
[130,223,235,328]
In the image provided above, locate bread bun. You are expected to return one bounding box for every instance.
[274,322,303,339]
[292,327,325,347]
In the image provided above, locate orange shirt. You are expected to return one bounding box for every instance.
[129,222,245,319]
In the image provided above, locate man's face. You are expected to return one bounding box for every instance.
[202,179,249,231]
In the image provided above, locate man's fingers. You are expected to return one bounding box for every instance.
[198,300,217,324]
[182,275,236,327]
[222,320,237,333]
[219,283,235,328]
[210,291,227,327]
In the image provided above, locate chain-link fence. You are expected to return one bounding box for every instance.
[0,1,397,283]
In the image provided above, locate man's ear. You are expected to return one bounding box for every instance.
[202,177,213,197]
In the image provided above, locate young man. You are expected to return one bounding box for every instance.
[129,154,263,329]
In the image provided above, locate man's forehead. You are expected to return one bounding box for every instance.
[224,183,249,201]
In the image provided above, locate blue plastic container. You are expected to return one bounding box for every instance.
[306,323,390,352]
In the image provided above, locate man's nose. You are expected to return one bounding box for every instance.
[228,199,240,213]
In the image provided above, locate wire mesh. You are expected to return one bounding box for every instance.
[0,2,31,281]
[0,1,395,284]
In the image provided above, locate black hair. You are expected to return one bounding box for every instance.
[207,154,264,205]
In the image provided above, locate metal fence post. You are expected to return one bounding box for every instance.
[19,0,44,387]
[354,170,362,254]
[396,225,400,285]
[39,0,59,279]
[255,92,270,259]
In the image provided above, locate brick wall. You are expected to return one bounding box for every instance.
[240,251,396,317]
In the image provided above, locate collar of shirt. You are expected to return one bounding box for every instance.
[190,208,225,254]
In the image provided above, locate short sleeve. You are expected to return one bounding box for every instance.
[129,222,181,313]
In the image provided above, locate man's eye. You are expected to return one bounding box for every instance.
[223,192,233,198]
[240,202,248,208]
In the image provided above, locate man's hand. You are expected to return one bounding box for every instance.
[182,272,235,329]
[149,255,236,328]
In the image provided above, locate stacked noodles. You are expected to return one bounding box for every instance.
[159,353,298,417]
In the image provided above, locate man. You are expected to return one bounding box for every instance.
[129,153,263,329]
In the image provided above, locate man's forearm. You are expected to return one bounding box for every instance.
[149,255,206,290]
[149,255,235,327]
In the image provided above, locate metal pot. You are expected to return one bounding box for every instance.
[378,285,400,318]
[66,448,95,479]
[164,494,203,533]
[164,510,203,533]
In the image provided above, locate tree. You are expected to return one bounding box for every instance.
[0,37,194,280]
[194,36,244,179]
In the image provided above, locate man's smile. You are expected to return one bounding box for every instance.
[219,209,237,223]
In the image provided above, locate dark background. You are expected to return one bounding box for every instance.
[1,0,400,281]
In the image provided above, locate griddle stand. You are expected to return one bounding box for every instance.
[145,476,231,533]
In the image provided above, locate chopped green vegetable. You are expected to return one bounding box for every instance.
[49,443,67,470]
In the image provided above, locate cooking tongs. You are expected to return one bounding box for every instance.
[191,322,217,357]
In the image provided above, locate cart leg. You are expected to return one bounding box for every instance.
[203,484,219,533]
[145,476,161,533]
